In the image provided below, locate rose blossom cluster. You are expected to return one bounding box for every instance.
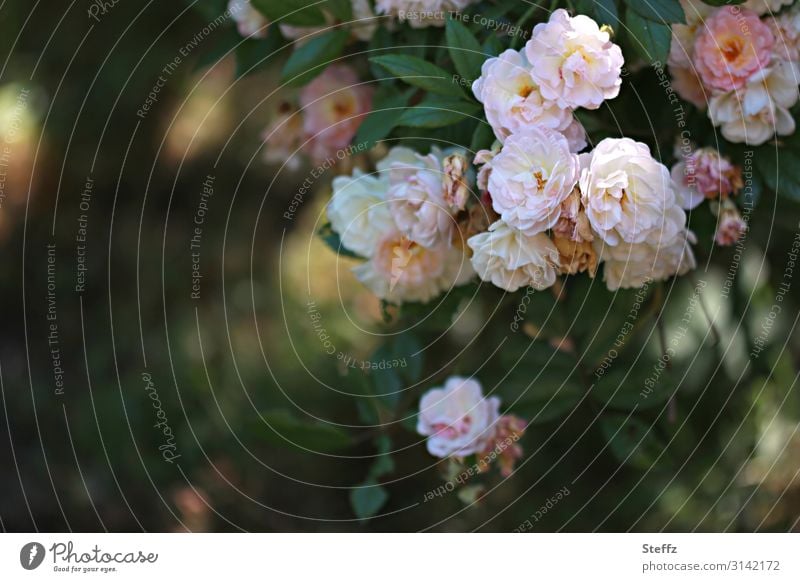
[671,145,747,247]
[327,147,475,304]
[668,0,800,145]
[469,10,695,291]
[416,376,526,476]
[261,65,373,168]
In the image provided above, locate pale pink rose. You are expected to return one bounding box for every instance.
[669,64,709,109]
[708,60,799,145]
[261,104,304,170]
[525,9,624,110]
[580,138,686,246]
[300,65,373,163]
[353,229,473,304]
[417,376,501,458]
[671,147,743,210]
[228,0,268,39]
[375,0,480,29]
[715,203,747,246]
[472,49,572,143]
[487,126,580,236]
[468,220,560,292]
[597,230,697,291]
[693,6,774,93]
[380,147,460,248]
[769,5,800,63]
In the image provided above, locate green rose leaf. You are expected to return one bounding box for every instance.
[600,414,663,466]
[754,140,800,202]
[326,0,352,20]
[625,0,685,24]
[350,481,389,519]
[370,54,465,97]
[281,28,350,86]
[446,17,485,86]
[354,86,414,150]
[626,10,672,64]
[397,95,480,128]
[259,409,352,452]
[318,223,363,260]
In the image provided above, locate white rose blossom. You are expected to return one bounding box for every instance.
[328,170,394,258]
[468,220,560,292]
[741,0,794,16]
[375,0,480,28]
[487,127,580,236]
[381,146,463,248]
[596,230,697,291]
[472,49,573,143]
[708,61,800,146]
[579,138,686,247]
[416,376,500,458]
[525,9,624,110]
[770,4,800,63]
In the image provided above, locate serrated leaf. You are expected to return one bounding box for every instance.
[577,0,619,26]
[625,0,685,24]
[626,9,672,64]
[370,54,464,97]
[318,223,363,259]
[354,86,413,150]
[235,29,285,78]
[470,122,495,152]
[259,409,352,451]
[281,29,349,86]
[326,0,352,20]
[350,482,389,519]
[252,0,327,26]
[512,378,584,425]
[446,17,485,85]
[754,142,800,202]
[397,96,480,128]
[600,414,662,465]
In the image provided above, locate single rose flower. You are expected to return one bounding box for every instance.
[472,48,573,143]
[579,138,686,247]
[693,6,774,93]
[468,220,560,292]
[525,9,624,110]
[488,126,580,236]
[417,376,500,458]
[300,65,373,163]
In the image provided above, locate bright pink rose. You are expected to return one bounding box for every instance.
[299,65,373,163]
[693,6,774,92]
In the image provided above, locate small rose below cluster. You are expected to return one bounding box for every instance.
[416,376,526,477]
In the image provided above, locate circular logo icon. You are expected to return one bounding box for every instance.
[20,542,45,570]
